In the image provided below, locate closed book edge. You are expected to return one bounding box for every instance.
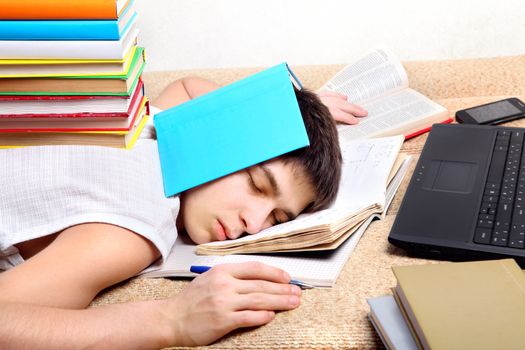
[0,101,149,148]
[0,79,144,118]
[0,46,139,78]
[0,95,146,132]
[0,0,131,19]
[0,50,144,95]
[0,7,136,40]
[367,295,419,350]
[0,25,138,59]
[391,288,424,350]
[392,259,525,350]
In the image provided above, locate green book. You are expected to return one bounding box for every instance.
[0,46,145,96]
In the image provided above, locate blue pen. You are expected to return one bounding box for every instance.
[190,265,314,290]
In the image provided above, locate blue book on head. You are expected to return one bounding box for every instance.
[154,63,309,197]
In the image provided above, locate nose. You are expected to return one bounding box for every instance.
[240,200,274,235]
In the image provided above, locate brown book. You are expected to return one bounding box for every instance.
[392,259,525,350]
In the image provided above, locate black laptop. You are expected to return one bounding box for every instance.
[389,123,525,266]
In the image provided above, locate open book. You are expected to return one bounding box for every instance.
[319,48,451,142]
[140,136,412,287]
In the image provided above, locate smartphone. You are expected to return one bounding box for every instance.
[455,98,525,125]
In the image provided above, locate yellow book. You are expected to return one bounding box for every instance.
[392,259,525,350]
[0,46,141,78]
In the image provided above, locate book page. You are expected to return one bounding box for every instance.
[337,88,448,142]
[198,136,404,249]
[320,48,408,104]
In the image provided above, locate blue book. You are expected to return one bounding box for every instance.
[0,4,136,40]
[154,63,309,197]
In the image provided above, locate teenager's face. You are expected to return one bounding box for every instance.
[178,159,315,244]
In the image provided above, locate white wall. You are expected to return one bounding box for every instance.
[135,0,525,72]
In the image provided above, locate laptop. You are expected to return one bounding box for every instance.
[389,123,525,266]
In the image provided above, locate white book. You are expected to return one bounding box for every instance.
[367,295,419,350]
[140,137,412,287]
[0,23,138,59]
[320,47,451,143]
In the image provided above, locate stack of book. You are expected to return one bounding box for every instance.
[367,259,525,350]
[0,0,148,148]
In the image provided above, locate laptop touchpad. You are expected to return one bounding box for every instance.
[422,160,477,193]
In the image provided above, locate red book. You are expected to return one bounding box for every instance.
[0,80,144,120]
[0,97,149,132]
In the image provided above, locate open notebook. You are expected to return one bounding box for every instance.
[140,136,412,287]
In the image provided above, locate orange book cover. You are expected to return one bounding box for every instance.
[0,0,130,20]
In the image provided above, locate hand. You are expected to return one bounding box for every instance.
[316,90,368,124]
[165,262,302,346]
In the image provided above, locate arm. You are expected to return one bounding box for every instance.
[152,77,220,110]
[153,76,367,125]
[0,224,300,348]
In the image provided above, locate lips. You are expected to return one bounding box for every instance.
[214,219,227,241]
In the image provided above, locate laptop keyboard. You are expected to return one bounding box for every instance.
[474,130,525,248]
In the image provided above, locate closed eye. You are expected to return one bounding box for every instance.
[247,172,263,194]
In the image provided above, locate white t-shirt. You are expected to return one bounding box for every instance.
[0,106,179,271]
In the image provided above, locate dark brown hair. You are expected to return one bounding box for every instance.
[281,87,342,212]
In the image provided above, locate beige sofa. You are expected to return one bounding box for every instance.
[91,54,525,349]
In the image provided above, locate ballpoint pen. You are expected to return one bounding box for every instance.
[190,265,315,289]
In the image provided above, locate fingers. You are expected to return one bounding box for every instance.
[331,109,361,125]
[235,278,302,296]
[233,292,301,312]
[336,101,368,117]
[214,261,291,284]
[231,310,276,328]
[328,101,367,124]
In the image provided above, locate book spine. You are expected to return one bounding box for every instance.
[0,0,123,20]
[0,20,121,41]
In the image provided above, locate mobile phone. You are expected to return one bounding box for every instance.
[455,97,525,125]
